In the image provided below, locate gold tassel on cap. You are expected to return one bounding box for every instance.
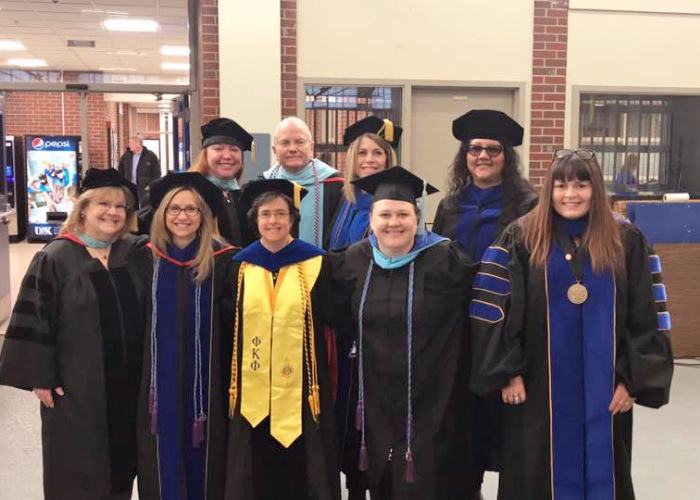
[378,119,395,143]
[251,141,256,164]
[293,182,302,209]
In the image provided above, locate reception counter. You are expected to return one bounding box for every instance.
[613,200,700,357]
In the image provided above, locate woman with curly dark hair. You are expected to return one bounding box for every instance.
[433,109,537,260]
[433,110,537,499]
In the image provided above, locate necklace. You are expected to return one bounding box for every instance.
[92,247,110,261]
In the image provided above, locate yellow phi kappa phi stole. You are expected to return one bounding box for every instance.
[230,255,322,448]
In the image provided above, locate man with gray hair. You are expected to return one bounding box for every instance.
[262,117,343,247]
[118,135,161,202]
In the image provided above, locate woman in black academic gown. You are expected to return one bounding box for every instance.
[140,118,254,247]
[433,109,537,258]
[136,172,238,500]
[325,115,401,251]
[469,149,674,500]
[332,167,480,499]
[0,169,148,500]
[325,115,401,500]
[432,109,537,497]
[223,179,340,500]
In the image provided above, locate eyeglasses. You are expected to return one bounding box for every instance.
[275,138,311,149]
[467,144,504,158]
[166,205,201,216]
[94,201,129,212]
[258,210,290,220]
[553,149,596,161]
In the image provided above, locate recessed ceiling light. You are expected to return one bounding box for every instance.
[103,19,159,32]
[8,58,47,68]
[0,40,26,51]
[161,62,190,71]
[160,46,190,56]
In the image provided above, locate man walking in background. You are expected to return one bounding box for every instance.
[118,135,161,203]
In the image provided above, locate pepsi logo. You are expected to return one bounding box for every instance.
[31,137,45,150]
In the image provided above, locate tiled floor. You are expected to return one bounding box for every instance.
[0,241,698,499]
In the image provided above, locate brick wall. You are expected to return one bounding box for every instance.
[528,0,569,188]
[200,0,220,124]
[281,0,297,118]
[4,91,109,169]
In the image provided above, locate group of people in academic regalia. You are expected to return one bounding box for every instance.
[0,109,673,500]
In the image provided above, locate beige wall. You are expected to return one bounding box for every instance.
[566,7,700,144]
[297,0,534,82]
[218,0,281,135]
[570,0,700,14]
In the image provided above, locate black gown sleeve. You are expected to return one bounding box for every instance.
[432,197,449,235]
[469,223,528,395]
[0,250,61,390]
[616,225,674,408]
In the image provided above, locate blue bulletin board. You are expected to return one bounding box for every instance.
[626,202,700,244]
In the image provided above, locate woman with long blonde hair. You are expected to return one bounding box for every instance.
[136,172,238,500]
[325,116,401,251]
[469,149,674,500]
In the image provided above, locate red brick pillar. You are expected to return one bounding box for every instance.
[529,0,569,188]
[200,0,220,124]
[281,0,298,118]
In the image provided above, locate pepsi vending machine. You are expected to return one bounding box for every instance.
[5,136,27,241]
[25,135,81,242]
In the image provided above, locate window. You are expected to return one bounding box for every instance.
[579,95,671,191]
[305,86,402,171]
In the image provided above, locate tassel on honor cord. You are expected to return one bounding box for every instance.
[148,260,161,435]
[417,179,428,243]
[356,261,373,472]
[403,262,417,483]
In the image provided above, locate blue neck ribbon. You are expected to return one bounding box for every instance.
[369,231,448,270]
[76,232,116,248]
[206,175,240,191]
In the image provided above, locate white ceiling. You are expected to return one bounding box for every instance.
[0,0,190,77]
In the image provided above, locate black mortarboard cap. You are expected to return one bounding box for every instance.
[80,168,139,209]
[343,116,403,149]
[452,109,524,146]
[149,172,227,216]
[242,179,308,209]
[351,166,438,204]
[201,117,254,151]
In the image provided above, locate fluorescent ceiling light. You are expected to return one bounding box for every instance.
[103,18,159,32]
[82,9,129,16]
[99,67,136,72]
[8,58,47,67]
[107,50,146,56]
[161,62,190,71]
[160,46,190,56]
[0,40,26,51]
